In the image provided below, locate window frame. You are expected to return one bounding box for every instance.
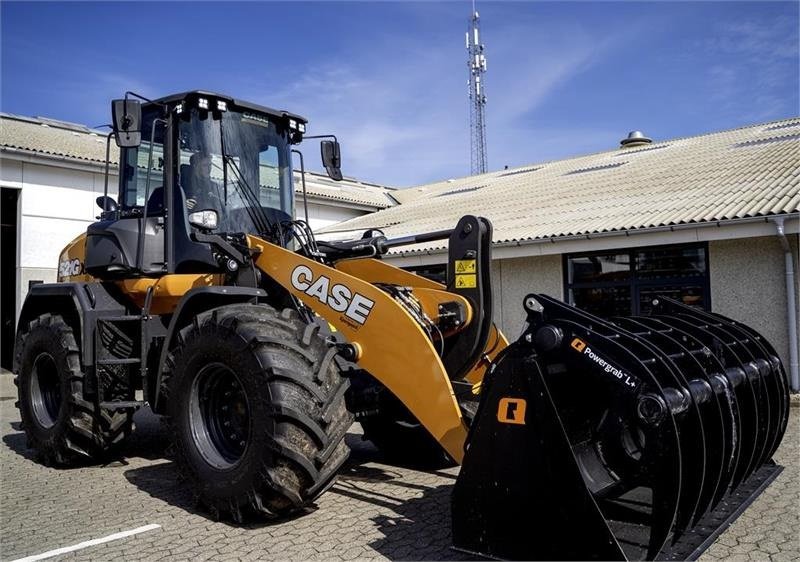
[562,242,711,316]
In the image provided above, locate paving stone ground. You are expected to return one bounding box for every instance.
[1,372,798,561]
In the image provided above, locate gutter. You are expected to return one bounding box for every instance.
[772,217,799,392]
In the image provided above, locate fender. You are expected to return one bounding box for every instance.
[14,282,127,370]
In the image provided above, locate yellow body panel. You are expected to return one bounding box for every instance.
[117,274,226,314]
[58,232,93,283]
[248,235,470,463]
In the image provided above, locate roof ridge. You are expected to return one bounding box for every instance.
[1,112,109,136]
[401,116,800,190]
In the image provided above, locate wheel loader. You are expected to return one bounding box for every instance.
[13,91,790,560]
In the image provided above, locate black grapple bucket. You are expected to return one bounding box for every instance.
[452,295,789,561]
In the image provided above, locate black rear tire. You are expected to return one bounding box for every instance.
[164,304,352,521]
[15,313,134,465]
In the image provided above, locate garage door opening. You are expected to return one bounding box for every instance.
[1,187,19,370]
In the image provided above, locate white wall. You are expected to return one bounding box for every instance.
[304,201,364,231]
[0,158,113,319]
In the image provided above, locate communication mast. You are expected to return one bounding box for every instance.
[466,5,488,175]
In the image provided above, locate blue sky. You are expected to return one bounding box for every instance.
[2,1,798,187]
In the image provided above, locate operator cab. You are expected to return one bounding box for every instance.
[85,91,336,279]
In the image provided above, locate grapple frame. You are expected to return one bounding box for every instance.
[453,294,789,560]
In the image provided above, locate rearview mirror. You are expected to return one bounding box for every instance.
[95,195,118,212]
[112,99,142,148]
[321,140,342,181]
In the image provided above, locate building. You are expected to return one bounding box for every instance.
[320,118,800,390]
[0,113,397,368]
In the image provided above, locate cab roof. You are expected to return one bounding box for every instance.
[148,90,308,125]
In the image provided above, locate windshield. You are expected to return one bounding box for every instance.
[178,108,294,235]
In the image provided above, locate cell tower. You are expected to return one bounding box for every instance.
[466,5,488,175]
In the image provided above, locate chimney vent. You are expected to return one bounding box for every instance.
[620,130,652,148]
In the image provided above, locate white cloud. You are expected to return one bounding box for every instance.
[702,15,798,123]
[241,18,627,187]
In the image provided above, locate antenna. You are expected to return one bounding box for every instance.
[466,4,488,175]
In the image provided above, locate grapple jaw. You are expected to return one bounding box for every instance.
[452,295,789,561]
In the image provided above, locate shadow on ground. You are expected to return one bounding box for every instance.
[2,407,171,466]
[329,442,475,561]
[5,404,475,559]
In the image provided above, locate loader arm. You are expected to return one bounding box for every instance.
[248,234,488,462]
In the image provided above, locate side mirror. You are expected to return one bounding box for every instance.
[96,195,118,212]
[321,140,342,181]
[112,99,142,148]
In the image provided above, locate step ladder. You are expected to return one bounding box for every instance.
[93,286,154,412]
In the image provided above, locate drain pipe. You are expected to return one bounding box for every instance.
[773,217,799,392]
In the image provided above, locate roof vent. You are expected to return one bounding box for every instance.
[620,130,652,148]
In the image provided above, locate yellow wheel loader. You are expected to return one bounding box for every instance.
[14,91,790,560]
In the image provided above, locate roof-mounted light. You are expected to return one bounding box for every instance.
[198,97,209,110]
[175,102,184,114]
[217,100,228,112]
[289,119,298,130]
[298,122,306,133]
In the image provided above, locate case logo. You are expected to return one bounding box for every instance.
[291,265,375,326]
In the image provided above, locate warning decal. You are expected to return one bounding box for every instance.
[454,259,476,274]
[455,274,477,288]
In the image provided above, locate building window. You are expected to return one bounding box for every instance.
[564,243,710,317]
[404,264,447,285]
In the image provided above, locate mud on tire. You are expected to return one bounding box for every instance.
[164,304,352,521]
[14,313,134,465]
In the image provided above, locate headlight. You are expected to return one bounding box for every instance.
[188,210,218,230]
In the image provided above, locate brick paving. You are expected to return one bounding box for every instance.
[1,372,798,561]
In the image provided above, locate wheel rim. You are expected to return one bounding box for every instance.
[189,363,251,469]
[30,352,62,428]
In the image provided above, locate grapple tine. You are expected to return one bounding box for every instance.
[627,315,740,511]
[726,319,790,460]
[673,313,771,482]
[651,313,760,491]
[675,304,788,470]
[654,297,786,482]
[614,316,726,526]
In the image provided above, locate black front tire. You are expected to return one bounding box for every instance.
[15,313,134,465]
[164,304,352,521]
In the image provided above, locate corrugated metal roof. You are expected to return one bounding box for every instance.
[0,113,396,209]
[320,117,800,251]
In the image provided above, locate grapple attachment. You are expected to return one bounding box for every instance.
[452,295,789,561]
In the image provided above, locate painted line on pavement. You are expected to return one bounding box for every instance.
[11,524,162,561]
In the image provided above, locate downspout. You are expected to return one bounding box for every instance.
[773,217,799,392]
